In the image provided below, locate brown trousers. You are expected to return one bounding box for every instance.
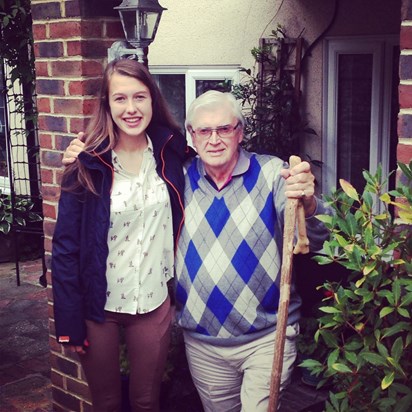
[79,296,171,412]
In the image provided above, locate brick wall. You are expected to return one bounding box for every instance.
[399,0,412,174]
[32,0,412,410]
[31,0,122,410]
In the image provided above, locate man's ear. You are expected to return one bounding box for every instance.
[237,126,244,144]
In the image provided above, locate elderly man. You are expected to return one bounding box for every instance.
[63,90,331,412]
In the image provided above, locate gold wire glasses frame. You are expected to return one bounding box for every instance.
[190,122,241,140]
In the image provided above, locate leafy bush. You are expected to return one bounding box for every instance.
[0,189,42,234]
[231,27,318,163]
[302,162,412,411]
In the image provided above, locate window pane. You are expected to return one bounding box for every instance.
[195,80,231,97]
[0,64,7,179]
[153,74,186,132]
[337,54,373,192]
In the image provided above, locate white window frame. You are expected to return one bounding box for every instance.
[322,35,398,195]
[149,66,240,145]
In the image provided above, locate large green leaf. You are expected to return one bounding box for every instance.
[360,351,387,366]
[332,363,352,373]
[340,179,359,202]
[381,372,395,390]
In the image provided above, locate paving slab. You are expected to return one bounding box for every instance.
[0,259,328,412]
[0,260,52,412]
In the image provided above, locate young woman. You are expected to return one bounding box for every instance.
[52,59,195,411]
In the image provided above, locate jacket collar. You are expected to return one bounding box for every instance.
[77,123,194,170]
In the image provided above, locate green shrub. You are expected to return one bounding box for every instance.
[303,162,412,411]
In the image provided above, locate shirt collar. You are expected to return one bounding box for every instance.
[200,147,250,178]
[112,133,153,172]
[200,147,251,190]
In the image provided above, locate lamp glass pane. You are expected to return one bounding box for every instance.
[139,11,159,40]
[120,10,140,42]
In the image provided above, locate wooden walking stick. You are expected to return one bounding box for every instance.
[268,155,310,411]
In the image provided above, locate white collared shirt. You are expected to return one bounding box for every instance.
[104,137,173,314]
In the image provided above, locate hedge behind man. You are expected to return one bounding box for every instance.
[63,90,331,412]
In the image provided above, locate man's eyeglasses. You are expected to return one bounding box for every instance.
[190,122,241,140]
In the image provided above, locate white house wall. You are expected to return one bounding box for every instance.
[149,0,401,190]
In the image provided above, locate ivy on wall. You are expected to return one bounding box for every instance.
[0,0,35,88]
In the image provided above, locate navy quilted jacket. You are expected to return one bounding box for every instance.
[52,124,195,346]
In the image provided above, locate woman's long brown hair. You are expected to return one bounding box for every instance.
[63,59,180,194]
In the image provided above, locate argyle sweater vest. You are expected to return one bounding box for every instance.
[175,150,330,346]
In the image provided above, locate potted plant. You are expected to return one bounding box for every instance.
[0,189,42,262]
[230,27,319,164]
[301,162,412,411]
[296,315,329,387]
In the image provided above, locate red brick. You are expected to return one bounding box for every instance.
[32,23,47,40]
[55,134,74,151]
[31,2,61,20]
[81,20,104,38]
[39,115,68,133]
[399,84,412,109]
[41,168,54,185]
[81,39,114,58]
[65,1,81,18]
[46,270,53,285]
[52,387,81,411]
[47,286,54,302]
[36,79,65,96]
[400,55,412,81]
[54,98,96,115]
[81,60,105,76]
[50,370,65,389]
[398,114,412,138]
[44,239,53,255]
[39,133,53,149]
[66,377,91,401]
[402,0,412,20]
[68,79,100,96]
[43,202,57,219]
[49,337,63,354]
[41,150,64,168]
[43,219,57,239]
[67,40,110,59]
[51,355,80,379]
[51,60,83,77]
[105,20,124,38]
[49,21,82,39]
[41,185,61,203]
[56,169,65,185]
[34,41,65,59]
[48,303,55,319]
[397,142,412,164]
[67,40,82,57]
[401,26,412,50]
[35,61,48,77]
[82,400,94,412]
[44,256,52,275]
[37,97,51,114]
[70,117,92,134]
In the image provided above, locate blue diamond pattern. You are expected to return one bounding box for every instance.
[184,240,202,282]
[261,283,280,314]
[176,282,188,306]
[232,240,259,283]
[261,193,276,235]
[187,160,201,191]
[207,286,233,325]
[244,155,260,192]
[195,324,209,335]
[205,197,230,237]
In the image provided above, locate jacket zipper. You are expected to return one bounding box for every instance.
[160,134,185,253]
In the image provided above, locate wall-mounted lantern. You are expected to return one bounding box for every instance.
[108,0,166,64]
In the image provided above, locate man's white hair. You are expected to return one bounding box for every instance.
[185,90,245,130]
